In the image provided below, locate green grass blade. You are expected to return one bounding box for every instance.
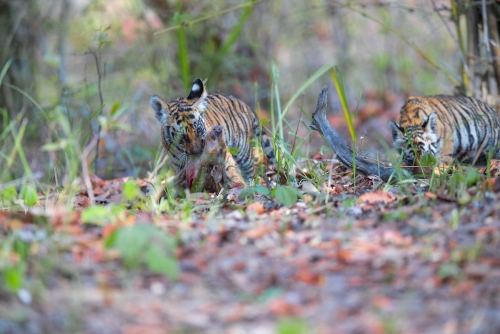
[0,58,13,87]
[329,67,356,144]
[7,119,32,177]
[178,25,190,91]
[77,104,105,135]
[4,83,49,123]
[282,63,332,119]
[271,61,283,139]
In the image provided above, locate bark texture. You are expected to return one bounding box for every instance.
[309,86,412,183]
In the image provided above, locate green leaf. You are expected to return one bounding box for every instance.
[41,139,69,151]
[110,102,121,116]
[81,206,109,225]
[22,185,38,207]
[228,147,240,155]
[14,240,30,260]
[123,180,140,201]
[1,186,17,201]
[253,185,270,195]
[438,263,461,279]
[450,171,465,187]
[106,225,179,279]
[146,245,179,280]
[383,210,408,221]
[465,167,480,187]
[3,265,25,292]
[114,225,149,268]
[239,185,270,200]
[278,317,308,334]
[104,228,118,248]
[272,185,302,207]
[419,153,437,167]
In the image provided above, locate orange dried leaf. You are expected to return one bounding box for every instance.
[269,298,299,317]
[246,202,265,214]
[359,190,395,204]
[244,225,276,239]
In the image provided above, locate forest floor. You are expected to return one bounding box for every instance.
[2,159,500,334]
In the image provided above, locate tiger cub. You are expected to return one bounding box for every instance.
[177,125,246,193]
[150,78,275,184]
[389,95,500,172]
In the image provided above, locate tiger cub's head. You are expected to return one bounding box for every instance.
[150,78,208,155]
[389,111,440,168]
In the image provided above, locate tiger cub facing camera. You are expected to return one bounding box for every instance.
[151,78,275,197]
[389,95,500,173]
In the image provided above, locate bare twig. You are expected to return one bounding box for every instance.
[81,136,98,204]
[88,49,104,175]
[471,133,490,166]
[309,86,412,183]
[291,92,304,154]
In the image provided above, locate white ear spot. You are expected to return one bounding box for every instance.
[192,83,200,92]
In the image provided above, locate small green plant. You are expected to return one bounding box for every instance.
[277,317,308,334]
[239,185,271,200]
[272,185,303,207]
[105,224,179,280]
[437,263,461,280]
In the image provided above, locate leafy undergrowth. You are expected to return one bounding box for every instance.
[2,160,500,333]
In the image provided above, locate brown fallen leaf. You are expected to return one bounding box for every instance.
[424,192,437,200]
[244,225,276,239]
[246,202,265,214]
[359,190,395,205]
[121,325,169,334]
[269,298,299,317]
[483,177,500,192]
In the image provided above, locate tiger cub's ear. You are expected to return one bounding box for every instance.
[187,78,208,113]
[150,95,170,126]
[389,121,406,150]
[422,113,438,134]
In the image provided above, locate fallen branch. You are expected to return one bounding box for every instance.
[309,86,412,183]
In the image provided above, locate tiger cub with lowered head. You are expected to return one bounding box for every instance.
[150,78,275,187]
[389,95,500,173]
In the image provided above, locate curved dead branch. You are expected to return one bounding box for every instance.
[309,86,412,183]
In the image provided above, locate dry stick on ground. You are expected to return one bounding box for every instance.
[309,86,412,183]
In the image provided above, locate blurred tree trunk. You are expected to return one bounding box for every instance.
[460,0,500,108]
[0,0,41,122]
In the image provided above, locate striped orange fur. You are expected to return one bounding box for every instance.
[389,95,500,171]
[151,78,275,184]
